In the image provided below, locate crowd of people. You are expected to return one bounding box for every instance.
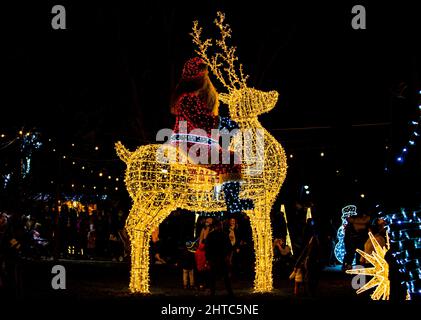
[0,203,129,262]
[158,213,325,297]
[167,206,390,297]
[175,216,253,296]
[0,199,392,298]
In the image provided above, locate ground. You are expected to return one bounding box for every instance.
[13,259,362,302]
[5,259,401,318]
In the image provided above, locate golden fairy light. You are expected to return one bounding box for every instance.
[346,232,390,300]
[116,12,287,294]
[281,204,293,256]
[306,207,312,220]
[281,204,294,254]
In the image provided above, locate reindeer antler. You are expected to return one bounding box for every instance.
[190,12,249,92]
[191,20,231,91]
[213,12,248,89]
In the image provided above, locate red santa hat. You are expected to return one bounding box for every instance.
[182,57,208,81]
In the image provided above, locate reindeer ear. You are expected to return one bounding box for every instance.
[218,92,230,105]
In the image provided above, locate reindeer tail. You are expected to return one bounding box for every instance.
[115,141,131,164]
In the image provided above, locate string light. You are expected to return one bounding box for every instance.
[116,12,287,294]
[394,90,421,163]
[320,152,325,157]
[280,205,293,255]
[1,134,5,138]
[346,232,390,300]
[99,172,103,177]
[383,209,421,300]
[95,146,99,151]
[306,207,312,220]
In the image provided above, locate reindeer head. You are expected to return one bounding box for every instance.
[191,12,279,122]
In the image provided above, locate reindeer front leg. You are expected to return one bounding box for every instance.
[129,229,151,294]
[249,205,274,293]
[126,206,153,294]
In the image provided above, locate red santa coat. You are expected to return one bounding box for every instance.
[171,92,241,177]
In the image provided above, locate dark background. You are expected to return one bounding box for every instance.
[1,1,421,221]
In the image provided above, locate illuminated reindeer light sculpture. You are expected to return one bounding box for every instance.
[115,12,287,294]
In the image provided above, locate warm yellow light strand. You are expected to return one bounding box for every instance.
[306,207,312,220]
[281,204,293,256]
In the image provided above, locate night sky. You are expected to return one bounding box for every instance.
[2,1,421,214]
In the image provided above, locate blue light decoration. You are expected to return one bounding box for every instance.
[20,132,42,178]
[2,173,11,189]
[383,208,421,300]
[221,181,254,215]
[334,205,358,263]
[395,90,421,164]
[219,116,240,131]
